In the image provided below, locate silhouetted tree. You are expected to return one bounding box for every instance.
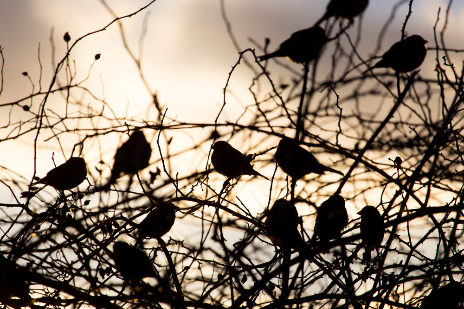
[0,0,463,308]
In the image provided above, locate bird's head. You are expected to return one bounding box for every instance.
[328,194,345,206]
[212,141,229,151]
[129,130,148,143]
[312,25,328,42]
[155,201,180,212]
[271,199,293,210]
[113,241,131,256]
[408,35,428,45]
[278,136,297,147]
[357,205,379,217]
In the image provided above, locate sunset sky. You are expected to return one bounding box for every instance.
[0,0,462,203]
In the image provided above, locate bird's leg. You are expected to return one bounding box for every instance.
[339,244,360,308]
[290,178,297,200]
[395,71,401,96]
[362,246,371,263]
[125,175,134,193]
[295,63,310,142]
[156,237,185,305]
[218,178,231,204]
[279,248,291,303]
[374,246,381,264]
[287,249,306,299]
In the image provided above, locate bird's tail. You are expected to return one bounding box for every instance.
[362,247,372,263]
[292,232,303,252]
[252,169,270,180]
[362,59,383,75]
[257,54,272,62]
[257,51,281,62]
[31,178,45,186]
[307,234,330,255]
[322,165,344,176]
[135,236,144,248]
[313,12,330,27]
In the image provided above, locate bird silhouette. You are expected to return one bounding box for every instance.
[0,255,33,306]
[102,131,152,191]
[315,0,369,26]
[420,280,464,309]
[358,206,384,262]
[275,136,343,179]
[313,194,348,251]
[265,199,302,250]
[211,141,269,180]
[363,35,427,74]
[112,241,160,284]
[136,201,177,246]
[258,26,327,64]
[34,157,87,190]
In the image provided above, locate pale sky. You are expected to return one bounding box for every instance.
[0,0,462,205]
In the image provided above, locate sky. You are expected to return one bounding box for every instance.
[0,0,463,207]
[0,2,462,304]
[0,2,463,291]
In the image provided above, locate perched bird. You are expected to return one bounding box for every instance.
[358,206,384,262]
[265,199,302,250]
[313,194,348,250]
[0,255,32,305]
[102,131,152,191]
[315,0,369,26]
[112,241,160,284]
[211,141,269,180]
[420,280,464,309]
[275,136,343,179]
[34,157,87,190]
[137,201,177,245]
[363,35,427,74]
[258,26,327,64]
